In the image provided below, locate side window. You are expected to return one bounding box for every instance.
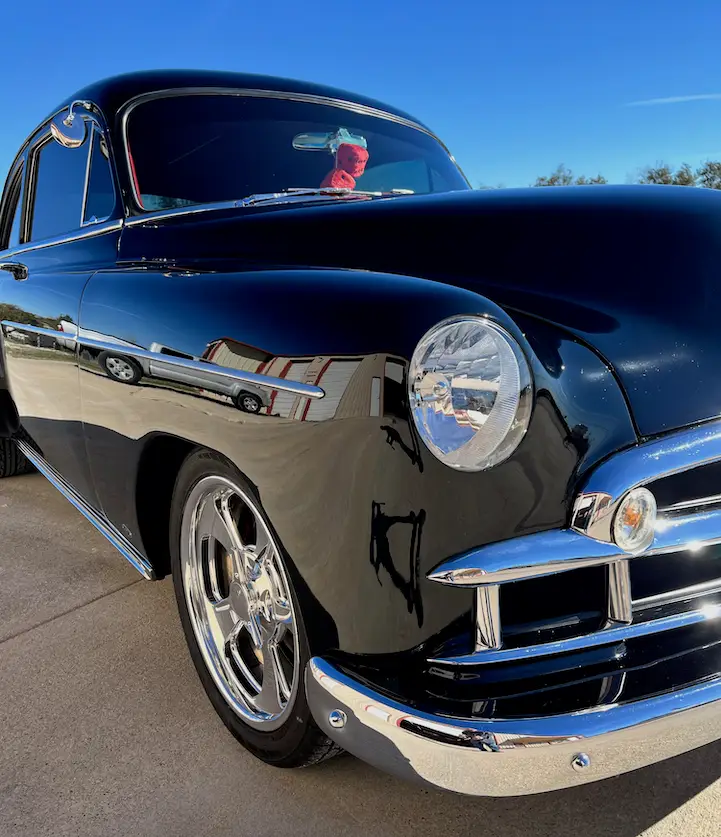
[29,138,89,242]
[83,129,115,223]
[0,166,24,251]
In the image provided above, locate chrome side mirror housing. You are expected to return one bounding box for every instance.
[50,101,93,149]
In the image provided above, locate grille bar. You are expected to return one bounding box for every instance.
[428,417,721,668]
[475,587,502,650]
[634,577,721,610]
[428,599,721,666]
[608,561,633,624]
[429,507,721,589]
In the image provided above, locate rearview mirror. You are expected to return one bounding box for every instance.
[293,127,368,153]
[50,102,91,149]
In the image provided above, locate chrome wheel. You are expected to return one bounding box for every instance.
[180,475,299,729]
[106,356,136,381]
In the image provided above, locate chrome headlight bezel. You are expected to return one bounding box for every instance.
[408,315,533,472]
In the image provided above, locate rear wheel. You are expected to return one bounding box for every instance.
[170,448,341,766]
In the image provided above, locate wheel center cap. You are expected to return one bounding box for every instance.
[230,579,254,612]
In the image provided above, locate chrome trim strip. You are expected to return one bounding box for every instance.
[474,586,501,651]
[428,600,721,666]
[662,493,721,513]
[119,86,466,212]
[429,508,721,588]
[573,417,721,543]
[634,578,721,610]
[16,440,155,580]
[0,219,122,259]
[77,336,325,399]
[607,561,633,624]
[428,529,626,586]
[80,124,94,226]
[306,656,721,795]
[0,322,326,400]
[1,322,67,341]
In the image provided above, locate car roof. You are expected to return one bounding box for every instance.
[51,69,428,130]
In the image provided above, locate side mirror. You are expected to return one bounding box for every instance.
[50,101,92,149]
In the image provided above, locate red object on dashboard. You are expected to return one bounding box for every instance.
[320,143,369,189]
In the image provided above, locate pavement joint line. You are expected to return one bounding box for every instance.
[0,578,146,647]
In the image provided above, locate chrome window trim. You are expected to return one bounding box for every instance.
[10,101,119,246]
[80,125,117,228]
[0,218,123,259]
[1,321,326,400]
[80,125,94,226]
[119,86,467,213]
[0,161,25,251]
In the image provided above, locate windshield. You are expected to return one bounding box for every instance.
[124,94,469,210]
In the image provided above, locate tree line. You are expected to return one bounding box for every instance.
[530,161,721,188]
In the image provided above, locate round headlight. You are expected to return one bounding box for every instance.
[408,316,532,472]
[612,488,657,553]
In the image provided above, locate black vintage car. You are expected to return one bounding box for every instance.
[1,70,721,797]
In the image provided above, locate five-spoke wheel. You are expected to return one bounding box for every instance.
[181,475,298,726]
[170,448,341,766]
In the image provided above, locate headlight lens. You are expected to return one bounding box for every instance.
[613,488,657,553]
[408,316,532,471]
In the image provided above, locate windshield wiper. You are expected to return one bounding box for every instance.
[235,187,413,207]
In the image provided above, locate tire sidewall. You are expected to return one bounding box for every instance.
[169,448,317,764]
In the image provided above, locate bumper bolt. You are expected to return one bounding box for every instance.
[328,709,347,729]
[571,753,591,772]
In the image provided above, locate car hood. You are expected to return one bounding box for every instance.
[120,186,721,437]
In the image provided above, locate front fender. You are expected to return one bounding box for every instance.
[77,267,637,655]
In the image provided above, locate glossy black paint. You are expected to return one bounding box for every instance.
[121,184,721,436]
[72,265,636,654]
[5,71,713,686]
[0,230,121,506]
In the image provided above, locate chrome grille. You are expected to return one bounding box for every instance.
[428,417,721,667]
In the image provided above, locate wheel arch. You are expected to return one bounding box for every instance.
[134,433,197,579]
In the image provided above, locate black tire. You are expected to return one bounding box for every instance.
[0,437,33,478]
[233,391,263,413]
[98,352,144,384]
[169,447,342,768]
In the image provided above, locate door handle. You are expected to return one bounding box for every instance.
[0,262,29,281]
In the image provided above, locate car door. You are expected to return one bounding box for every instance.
[0,119,120,507]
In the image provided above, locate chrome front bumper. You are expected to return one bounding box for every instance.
[306,657,721,796]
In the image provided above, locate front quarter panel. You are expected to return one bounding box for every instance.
[78,267,637,655]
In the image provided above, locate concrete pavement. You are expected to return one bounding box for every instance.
[1,472,720,837]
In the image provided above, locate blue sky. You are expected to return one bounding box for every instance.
[2,0,721,188]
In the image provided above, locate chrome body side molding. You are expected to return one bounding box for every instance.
[0,322,326,400]
[16,439,155,580]
[306,656,721,796]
